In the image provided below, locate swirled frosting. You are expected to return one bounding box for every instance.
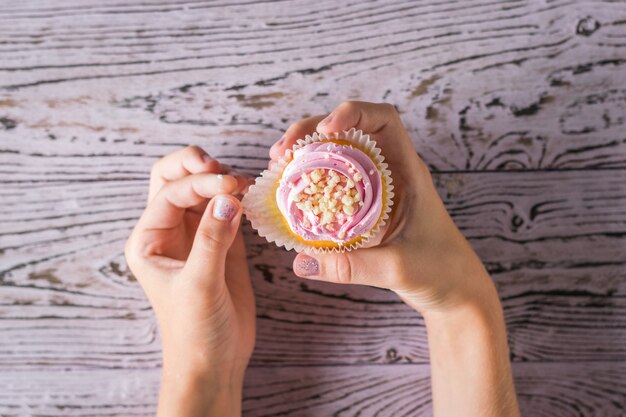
[276,141,383,243]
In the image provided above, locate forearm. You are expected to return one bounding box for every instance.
[157,366,243,417]
[422,278,520,417]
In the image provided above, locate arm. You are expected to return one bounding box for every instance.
[158,367,242,417]
[270,101,521,417]
[421,277,519,417]
[125,146,255,417]
[399,233,520,417]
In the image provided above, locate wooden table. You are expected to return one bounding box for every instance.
[1,1,625,415]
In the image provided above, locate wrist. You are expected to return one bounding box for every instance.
[395,246,499,316]
[159,365,244,417]
[421,286,504,331]
[421,280,520,417]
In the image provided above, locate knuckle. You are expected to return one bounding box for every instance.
[124,234,142,274]
[196,229,226,254]
[185,145,204,157]
[288,119,307,133]
[335,253,353,284]
[124,240,134,268]
[387,249,411,289]
[150,158,163,177]
[338,100,359,112]
[382,102,398,114]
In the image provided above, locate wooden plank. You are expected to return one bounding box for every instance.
[1,0,625,414]
[0,362,624,417]
[2,168,624,278]
[0,0,625,171]
[1,170,624,369]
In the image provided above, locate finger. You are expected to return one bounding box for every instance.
[219,162,256,194]
[269,115,326,162]
[184,195,243,287]
[315,101,402,136]
[233,173,252,195]
[315,101,417,169]
[149,146,221,201]
[292,247,392,288]
[219,163,233,174]
[138,173,239,231]
[316,101,415,156]
[225,227,254,300]
[124,230,170,297]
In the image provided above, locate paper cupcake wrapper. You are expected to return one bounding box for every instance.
[242,128,394,254]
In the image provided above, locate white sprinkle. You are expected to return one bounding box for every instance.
[369,170,374,175]
[217,174,224,180]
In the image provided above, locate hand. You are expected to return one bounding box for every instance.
[125,146,255,417]
[271,103,520,417]
[269,102,495,314]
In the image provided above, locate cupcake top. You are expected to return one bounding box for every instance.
[276,141,383,243]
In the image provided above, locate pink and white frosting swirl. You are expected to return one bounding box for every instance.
[276,141,383,243]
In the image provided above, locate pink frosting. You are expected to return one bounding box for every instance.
[276,141,383,243]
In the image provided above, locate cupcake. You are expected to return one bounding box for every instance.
[243,129,393,253]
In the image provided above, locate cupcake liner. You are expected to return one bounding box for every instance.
[242,128,394,254]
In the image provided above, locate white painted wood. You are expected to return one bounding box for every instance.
[1,363,624,416]
[1,171,624,371]
[1,0,625,415]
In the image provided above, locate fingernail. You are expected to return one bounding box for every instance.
[276,135,286,146]
[202,153,213,163]
[295,255,319,277]
[318,112,334,127]
[212,196,237,222]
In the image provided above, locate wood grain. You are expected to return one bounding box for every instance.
[1,0,625,171]
[0,363,624,417]
[1,0,625,414]
[2,170,624,369]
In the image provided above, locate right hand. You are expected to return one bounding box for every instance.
[269,101,496,314]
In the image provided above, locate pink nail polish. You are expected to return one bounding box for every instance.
[318,112,334,127]
[212,196,237,221]
[276,135,286,146]
[296,255,319,277]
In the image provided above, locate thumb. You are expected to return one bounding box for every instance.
[293,247,390,288]
[185,194,242,284]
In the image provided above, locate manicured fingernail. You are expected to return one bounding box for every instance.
[212,196,237,221]
[295,255,319,277]
[202,153,213,162]
[318,112,334,127]
[276,135,286,146]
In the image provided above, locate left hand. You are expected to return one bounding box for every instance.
[125,146,256,416]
